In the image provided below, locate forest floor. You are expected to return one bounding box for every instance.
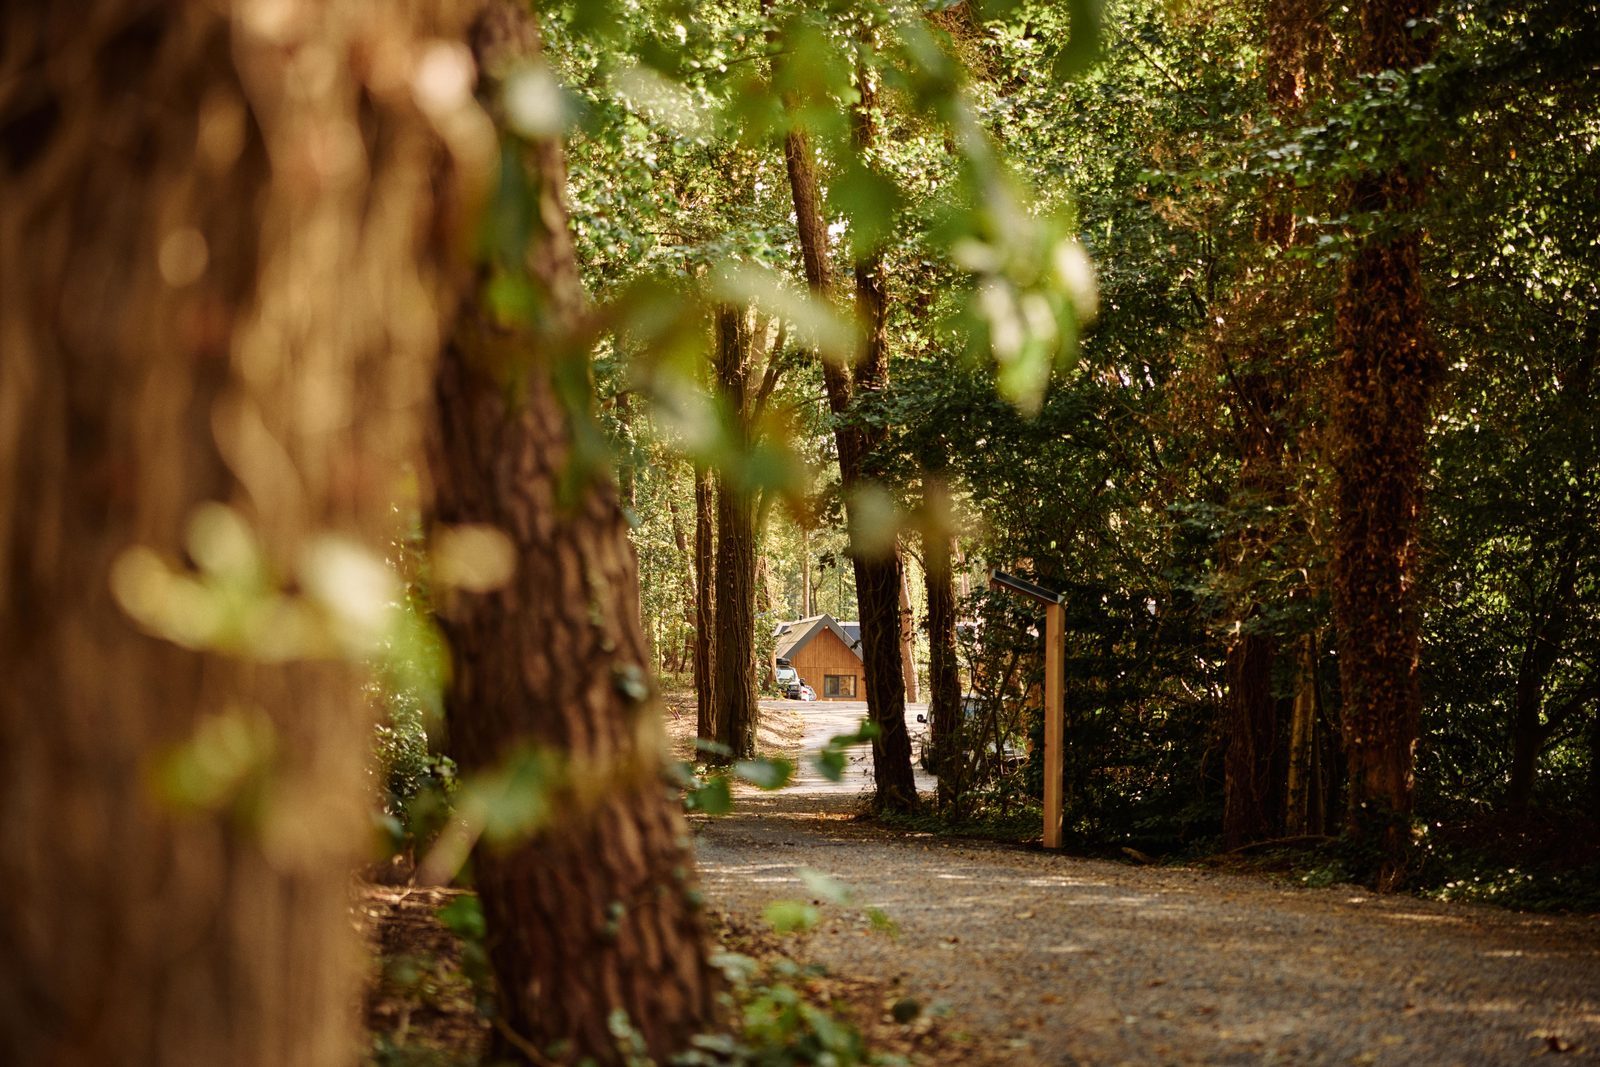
[687,699,1600,1066]
[361,696,1600,1065]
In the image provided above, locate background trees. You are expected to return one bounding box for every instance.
[543,0,1600,866]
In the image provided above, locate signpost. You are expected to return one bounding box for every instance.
[989,571,1065,849]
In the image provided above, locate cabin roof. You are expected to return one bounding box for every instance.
[773,613,863,663]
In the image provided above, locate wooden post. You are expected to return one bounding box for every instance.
[1044,601,1065,849]
[988,571,1066,850]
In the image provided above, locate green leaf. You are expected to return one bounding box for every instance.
[866,906,900,938]
[813,747,847,783]
[733,757,795,790]
[1052,0,1104,79]
[435,894,486,941]
[829,719,880,747]
[831,159,903,257]
[763,899,821,934]
[685,774,733,815]
[798,867,849,904]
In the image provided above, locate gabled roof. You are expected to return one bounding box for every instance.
[773,613,863,663]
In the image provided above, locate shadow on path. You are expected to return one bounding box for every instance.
[697,744,1600,1066]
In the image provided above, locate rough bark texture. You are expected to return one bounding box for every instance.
[1223,633,1278,847]
[712,308,759,759]
[694,464,717,740]
[429,10,720,1061]
[779,56,918,811]
[0,2,467,1062]
[1332,0,1438,887]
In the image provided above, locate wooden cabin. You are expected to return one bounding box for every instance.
[772,614,868,701]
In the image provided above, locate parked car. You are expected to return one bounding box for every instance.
[775,657,798,692]
[786,679,816,701]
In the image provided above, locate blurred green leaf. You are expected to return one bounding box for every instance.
[685,774,733,815]
[762,899,821,934]
[734,757,795,790]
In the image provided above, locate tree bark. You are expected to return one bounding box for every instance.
[0,2,466,1062]
[712,307,759,759]
[694,463,716,741]
[668,494,697,676]
[779,52,918,811]
[1332,0,1439,888]
[429,10,720,1061]
[1223,632,1278,847]
[1284,634,1325,835]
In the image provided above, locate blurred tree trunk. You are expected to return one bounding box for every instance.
[429,8,720,1061]
[779,51,918,811]
[711,308,759,759]
[1332,0,1439,888]
[0,2,467,1062]
[694,463,716,740]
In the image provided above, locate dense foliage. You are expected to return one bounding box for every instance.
[362,0,1600,881]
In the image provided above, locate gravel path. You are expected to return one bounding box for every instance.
[693,703,1600,1065]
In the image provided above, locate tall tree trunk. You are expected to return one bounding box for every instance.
[801,526,813,616]
[779,51,918,811]
[669,494,697,677]
[899,553,920,703]
[694,464,716,741]
[757,548,782,688]
[1332,0,1439,888]
[923,484,964,807]
[1284,633,1324,835]
[0,3,464,1061]
[712,308,758,759]
[1223,632,1277,847]
[1219,0,1325,848]
[429,10,719,1061]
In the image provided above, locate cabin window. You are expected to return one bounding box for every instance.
[823,674,856,698]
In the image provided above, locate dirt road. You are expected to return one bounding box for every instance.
[694,702,1600,1065]
[767,697,939,795]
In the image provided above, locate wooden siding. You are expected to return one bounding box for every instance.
[789,628,865,702]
